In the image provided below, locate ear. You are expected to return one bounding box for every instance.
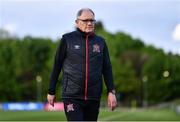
[75,20,78,27]
[76,19,79,23]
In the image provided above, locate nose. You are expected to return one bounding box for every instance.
[87,21,93,25]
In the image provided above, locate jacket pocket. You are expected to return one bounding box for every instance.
[62,73,68,92]
[64,74,68,92]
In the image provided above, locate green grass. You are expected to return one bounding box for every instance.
[99,108,180,121]
[0,108,180,121]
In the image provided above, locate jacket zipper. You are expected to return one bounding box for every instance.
[85,34,89,100]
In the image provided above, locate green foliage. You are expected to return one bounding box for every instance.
[0,22,180,106]
[0,37,55,101]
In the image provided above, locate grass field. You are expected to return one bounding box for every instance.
[0,108,180,121]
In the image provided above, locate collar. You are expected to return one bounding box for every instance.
[76,28,94,37]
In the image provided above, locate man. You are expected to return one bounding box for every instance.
[47,8,117,121]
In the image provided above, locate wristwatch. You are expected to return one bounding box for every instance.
[109,90,116,95]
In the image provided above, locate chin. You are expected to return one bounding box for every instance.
[86,30,94,33]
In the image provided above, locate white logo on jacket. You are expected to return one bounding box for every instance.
[93,44,100,53]
[74,45,80,49]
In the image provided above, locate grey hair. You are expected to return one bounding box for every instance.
[76,8,95,18]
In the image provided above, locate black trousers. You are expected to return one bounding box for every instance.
[63,98,100,121]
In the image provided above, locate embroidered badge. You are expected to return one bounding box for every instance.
[74,45,80,49]
[93,44,100,53]
[67,103,74,112]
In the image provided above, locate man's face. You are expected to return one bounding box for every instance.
[76,10,95,33]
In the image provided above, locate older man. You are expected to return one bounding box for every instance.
[47,8,117,121]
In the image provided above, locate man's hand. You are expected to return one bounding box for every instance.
[47,94,55,107]
[108,92,117,111]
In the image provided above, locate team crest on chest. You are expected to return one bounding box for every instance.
[93,44,100,53]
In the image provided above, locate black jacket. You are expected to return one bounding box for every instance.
[48,29,114,101]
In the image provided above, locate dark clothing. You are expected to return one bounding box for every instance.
[63,99,100,121]
[48,29,114,101]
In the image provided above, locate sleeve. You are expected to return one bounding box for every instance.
[102,41,115,92]
[48,36,67,95]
